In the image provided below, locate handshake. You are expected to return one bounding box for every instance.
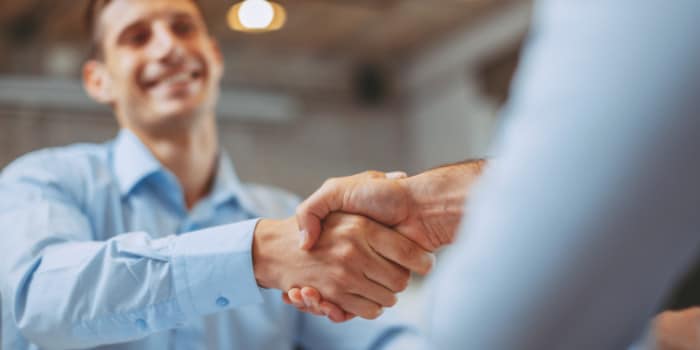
[252,161,484,323]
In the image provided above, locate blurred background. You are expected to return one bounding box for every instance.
[2,0,698,328]
[0,0,529,195]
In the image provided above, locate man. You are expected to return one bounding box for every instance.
[287,0,700,349]
[0,0,435,348]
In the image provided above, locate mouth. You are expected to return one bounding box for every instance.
[141,63,204,92]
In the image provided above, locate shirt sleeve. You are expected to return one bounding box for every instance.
[428,0,700,349]
[0,161,263,349]
[297,308,426,350]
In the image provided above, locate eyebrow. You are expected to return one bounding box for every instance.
[113,10,198,42]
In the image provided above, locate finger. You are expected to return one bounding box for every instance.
[364,261,411,294]
[335,293,383,320]
[351,275,398,308]
[319,300,348,323]
[296,184,338,250]
[296,171,390,250]
[288,288,307,310]
[301,287,325,316]
[282,293,293,305]
[368,224,435,275]
[289,288,325,316]
[301,287,322,305]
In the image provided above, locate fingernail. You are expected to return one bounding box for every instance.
[385,171,407,180]
[299,229,308,249]
[425,253,437,273]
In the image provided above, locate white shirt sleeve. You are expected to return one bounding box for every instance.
[429,0,700,348]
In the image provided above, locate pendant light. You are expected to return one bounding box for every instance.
[228,0,287,33]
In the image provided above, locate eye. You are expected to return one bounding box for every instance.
[172,18,195,37]
[125,27,151,47]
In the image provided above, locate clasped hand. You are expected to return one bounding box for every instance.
[279,165,479,322]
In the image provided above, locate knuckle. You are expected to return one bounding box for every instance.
[323,177,340,189]
[324,286,342,301]
[398,242,418,261]
[335,243,358,262]
[329,267,353,288]
[362,170,383,179]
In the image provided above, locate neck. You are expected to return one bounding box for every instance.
[130,115,219,210]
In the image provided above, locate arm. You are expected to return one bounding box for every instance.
[0,157,429,348]
[0,191,262,348]
[0,172,263,348]
[430,0,700,348]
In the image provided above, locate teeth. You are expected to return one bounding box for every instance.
[161,72,191,85]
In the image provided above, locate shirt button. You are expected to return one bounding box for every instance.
[135,319,148,331]
[216,297,230,307]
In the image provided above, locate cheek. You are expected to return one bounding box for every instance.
[111,55,143,88]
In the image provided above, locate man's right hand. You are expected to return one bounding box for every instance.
[253,213,434,320]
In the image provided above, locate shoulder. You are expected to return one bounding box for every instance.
[1,143,112,201]
[241,183,301,218]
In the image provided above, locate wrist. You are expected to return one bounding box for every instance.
[252,217,296,289]
[401,161,483,223]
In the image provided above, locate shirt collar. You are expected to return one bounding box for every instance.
[112,128,260,215]
[209,153,261,215]
[112,128,163,196]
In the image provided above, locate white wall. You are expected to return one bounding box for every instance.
[0,101,407,197]
[400,1,532,172]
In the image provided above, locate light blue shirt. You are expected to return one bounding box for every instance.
[430,0,700,349]
[0,129,422,350]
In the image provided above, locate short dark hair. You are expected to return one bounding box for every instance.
[84,0,205,59]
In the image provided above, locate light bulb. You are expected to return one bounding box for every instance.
[238,0,275,29]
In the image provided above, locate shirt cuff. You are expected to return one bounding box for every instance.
[171,219,264,318]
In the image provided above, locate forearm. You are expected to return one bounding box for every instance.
[5,221,262,348]
[404,159,486,225]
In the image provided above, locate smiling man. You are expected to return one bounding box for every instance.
[0,0,432,349]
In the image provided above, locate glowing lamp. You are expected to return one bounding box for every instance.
[228,0,287,33]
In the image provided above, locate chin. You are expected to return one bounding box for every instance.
[158,93,208,118]
[141,105,203,135]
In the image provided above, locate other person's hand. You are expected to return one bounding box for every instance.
[297,162,484,252]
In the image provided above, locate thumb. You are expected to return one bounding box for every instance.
[296,180,341,250]
[297,171,407,250]
[297,204,323,250]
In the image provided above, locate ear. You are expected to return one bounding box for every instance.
[82,60,114,105]
[210,39,223,64]
[209,39,225,76]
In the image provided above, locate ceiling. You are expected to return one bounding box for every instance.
[0,0,516,94]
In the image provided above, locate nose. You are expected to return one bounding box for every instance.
[148,21,185,65]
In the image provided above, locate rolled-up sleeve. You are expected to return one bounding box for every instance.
[0,162,263,349]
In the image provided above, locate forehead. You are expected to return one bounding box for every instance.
[98,0,204,38]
